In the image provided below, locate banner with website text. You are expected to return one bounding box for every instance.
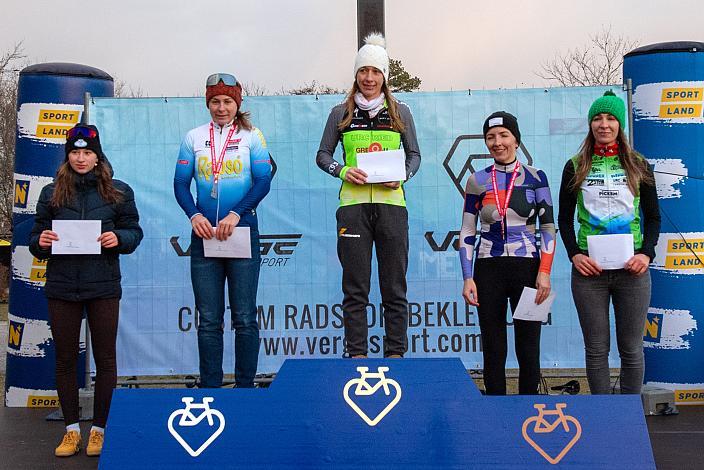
[91,87,627,375]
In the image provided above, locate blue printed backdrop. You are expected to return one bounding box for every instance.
[92,86,619,375]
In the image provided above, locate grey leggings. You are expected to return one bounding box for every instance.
[571,267,651,394]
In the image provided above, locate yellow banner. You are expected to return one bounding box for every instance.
[665,255,703,269]
[675,389,704,403]
[37,109,80,124]
[35,124,72,139]
[658,104,703,118]
[26,395,60,408]
[667,239,704,253]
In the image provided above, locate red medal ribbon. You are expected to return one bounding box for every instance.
[491,160,521,240]
[209,122,237,184]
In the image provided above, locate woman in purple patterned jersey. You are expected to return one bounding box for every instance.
[459,111,556,395]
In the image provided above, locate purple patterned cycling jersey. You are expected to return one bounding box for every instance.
[459,160,556,279]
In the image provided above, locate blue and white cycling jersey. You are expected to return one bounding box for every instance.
[174,121,272,226]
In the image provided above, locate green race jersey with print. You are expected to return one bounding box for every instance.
[316,101,421,207]
[339,122,402,206]
[572,154,643,251]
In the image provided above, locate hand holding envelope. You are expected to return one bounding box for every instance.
[512,287,556,322]
[203,227,252,258]
[586,234,634,270]
[51,220,102,254]
[355,149,406,184]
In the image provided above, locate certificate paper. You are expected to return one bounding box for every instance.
[587,233,634,270]
[512,287,556,322]
[356,149,407,183]
[203,227,252,258]
[51,220,101,254]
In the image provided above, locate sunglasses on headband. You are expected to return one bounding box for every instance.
[66,126,98,140]
[206,73,238,87]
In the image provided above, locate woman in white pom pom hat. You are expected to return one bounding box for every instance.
[316,33,421,358]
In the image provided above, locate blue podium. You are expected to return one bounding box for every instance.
[100,359,655,469]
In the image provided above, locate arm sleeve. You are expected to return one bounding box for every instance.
[173,133,200,220]
[638,165,661,261]
[28,185,53,260]
[535,169,556,274]
[398,103,421,180]
[557,159,581,261]
[231,128,272,217]
[315,106,346,180]
[111,184,144,254]
[459,175,482,280]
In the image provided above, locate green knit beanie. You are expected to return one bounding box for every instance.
[588,90,626,130]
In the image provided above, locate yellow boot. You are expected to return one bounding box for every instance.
[55,430,81,457]
[86,430,104,457]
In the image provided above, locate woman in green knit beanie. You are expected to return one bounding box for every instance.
[557,90,661,395]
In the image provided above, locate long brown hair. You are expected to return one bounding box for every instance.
[51,159,123,207]
[337,81,405,132]
[570,127,654,195]
[235,110,253,131]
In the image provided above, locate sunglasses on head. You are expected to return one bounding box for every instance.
[206,73,238,87]
[66,126,98,140]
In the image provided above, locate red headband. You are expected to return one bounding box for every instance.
[206,82,242,108]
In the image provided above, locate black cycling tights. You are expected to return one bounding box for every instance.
[473,257,542,395]
[48,298,119,427]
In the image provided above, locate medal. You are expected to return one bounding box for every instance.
[209,122,236,199]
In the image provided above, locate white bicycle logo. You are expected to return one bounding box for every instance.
[343,366,402,426]
[167,397,226,457]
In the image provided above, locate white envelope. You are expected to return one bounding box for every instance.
[587,233,634,270]
[356,149,407,184]
[203,227,252,258]
[512,287,556,322]
[51,220,101,255]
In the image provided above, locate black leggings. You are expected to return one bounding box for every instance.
[474,257,541,395]
[48,298,119,427]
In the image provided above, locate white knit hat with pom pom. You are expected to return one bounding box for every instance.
[354,33,389,82]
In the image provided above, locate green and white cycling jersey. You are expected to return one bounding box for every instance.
[572,154,644,251]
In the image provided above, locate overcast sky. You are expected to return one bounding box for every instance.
[3,0,702,96]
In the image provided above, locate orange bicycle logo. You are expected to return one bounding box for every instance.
[522,403,582,465]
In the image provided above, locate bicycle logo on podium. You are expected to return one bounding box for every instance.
[167,397,226,457]
[522,403,582,465]
[343,366,402,426]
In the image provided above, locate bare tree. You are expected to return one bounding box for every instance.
[241,81,269,96]
[278,80,345,96]
[537,26,639,86]
[0,43,25,236]
[113,78,145,98]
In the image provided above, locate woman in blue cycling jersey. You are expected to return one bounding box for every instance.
[174,73,272,388]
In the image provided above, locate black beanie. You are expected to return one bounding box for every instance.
[483,111,521,146]
[65,124,104,160]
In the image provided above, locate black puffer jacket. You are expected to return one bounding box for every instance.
[29,171,143,301]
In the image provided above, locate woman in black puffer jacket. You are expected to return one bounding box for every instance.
[29,124,143,458]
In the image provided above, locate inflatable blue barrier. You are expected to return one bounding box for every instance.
[6,63,113,407]
[100,359,655,469]
[624,41,704,405]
